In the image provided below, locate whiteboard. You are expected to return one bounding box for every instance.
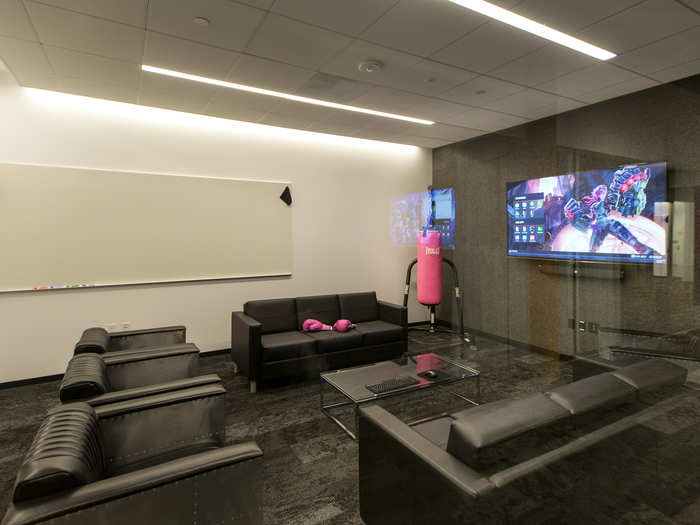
[0,163,292,292]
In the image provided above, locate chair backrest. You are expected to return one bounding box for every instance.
[60,354,111,402]
[13,403,104,503]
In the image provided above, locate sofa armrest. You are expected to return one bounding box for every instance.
[2,444,263,525]
[378,301,407,337]
[87,374,221,407]
[108,325,187,351]
[95,384,227,473]
[231,311,262,380]
[102,344,199,390]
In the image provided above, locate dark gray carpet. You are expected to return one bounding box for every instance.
[1,332,699,524]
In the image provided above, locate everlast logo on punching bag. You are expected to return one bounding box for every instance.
[425,247,440,255]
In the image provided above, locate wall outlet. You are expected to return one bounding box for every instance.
[121,322,131,330]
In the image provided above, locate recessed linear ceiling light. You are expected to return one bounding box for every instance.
[141,65,434,125]
[448,0,616,61]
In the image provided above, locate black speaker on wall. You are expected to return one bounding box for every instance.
[280,186,292,206]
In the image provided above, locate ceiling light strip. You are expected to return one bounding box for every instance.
[448,0,616,60]
[141,65,434,125]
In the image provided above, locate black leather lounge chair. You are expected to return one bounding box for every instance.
[59,350,220,405]
[231,292,407,392]
[2,383,263,525]
[74,325,187,354]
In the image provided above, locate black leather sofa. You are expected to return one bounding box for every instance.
[2,382,263,525]
[358,358,688,524]
[231,292,407,391]
[74,325,187,354]
[59,349,221,405]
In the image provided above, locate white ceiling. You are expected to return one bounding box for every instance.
[1,0,700,148]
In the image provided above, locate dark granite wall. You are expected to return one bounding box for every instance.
[433,75,700,354]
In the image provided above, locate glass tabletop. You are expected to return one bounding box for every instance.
[320,352,479,403]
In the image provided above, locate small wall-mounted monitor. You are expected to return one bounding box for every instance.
[506,162,667,264]
[391,188,455,249]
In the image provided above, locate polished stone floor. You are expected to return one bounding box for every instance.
[1,331,699,524]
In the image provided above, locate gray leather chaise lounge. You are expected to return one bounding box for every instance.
[74,325,187,354]
[232,292,407,391]
[2,382,263,525]
[358,358,688,524]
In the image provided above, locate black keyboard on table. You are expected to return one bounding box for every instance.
[365,375,420,394]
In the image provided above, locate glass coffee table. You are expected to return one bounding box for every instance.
[320,352,480,439]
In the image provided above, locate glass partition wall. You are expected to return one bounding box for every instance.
[433,74,700,522]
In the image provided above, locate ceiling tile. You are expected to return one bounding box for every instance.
[305,121,362,137]
[489,44,597,87]
[0,36,53,85]
[139,70,218,114]
[25,1,145,62]
[482,88,574,117]
[440,75,524,105]
[227,54,314,92]
[577,77,660,104]
[393,135,452,148]
[267,98,345,121]
[361,0,488,57]
[235,0,275,9]
[321,40,474,96]
[271,0,397,36]
[143,32,239,79]
[205,88,279,120]
[432,21,546,73]
[347,86,429,113]
[414,122,480,141]
[295,72,373,103]
[409,59,478,96]
[147,0,265,52]
[519,98,585,119]
[258,112,312,130]
[650,58,700,83]
[576,0,700,54]
[246,14,352,70]
[0,0,37,41]
[451,106,528,132]
[55,76,138,103]
[612,26,700,75]
[408,96,475,126]
[34,0,147,27]
[44,46,141,88]
[354,130,404,144]
[507,0,640,35]
[538,63,641,100]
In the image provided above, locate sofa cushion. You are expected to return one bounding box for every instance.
[307,330,363,353]
[338,292,378,323]
[74,327,110,354]
[612,358,687,398]
[545,373,637,415]
[447,394,569,468]
[60,354,110,402]
[355,320,403,345]
[296,295,340,330]
[244,298,297,335]
[13,403,104,503]
[260,331,317,362]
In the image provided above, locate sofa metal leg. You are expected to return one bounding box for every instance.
[250,380,257,393]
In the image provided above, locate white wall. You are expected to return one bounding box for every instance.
[0,80,431,382]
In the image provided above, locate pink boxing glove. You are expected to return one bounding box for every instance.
[333,319,356,332]
[302,318,332,332]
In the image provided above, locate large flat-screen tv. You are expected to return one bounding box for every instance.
[390,188,455,249]
[506,162,667,263]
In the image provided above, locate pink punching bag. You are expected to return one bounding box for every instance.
[417,230,442,305]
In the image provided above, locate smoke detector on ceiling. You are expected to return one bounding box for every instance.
[193,17,211,27]
[357,60,384,74]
